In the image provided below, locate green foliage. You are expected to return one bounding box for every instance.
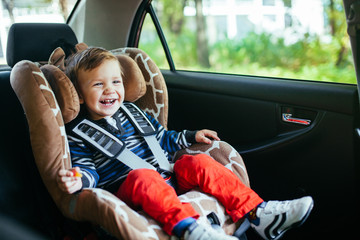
[141,29,356,84]
[207,31,356,83]
[165,28,198,69]
[158,0,187,34]
[139,0,356,84]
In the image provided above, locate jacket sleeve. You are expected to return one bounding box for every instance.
[67,134,100,188]
[146,113,198,155]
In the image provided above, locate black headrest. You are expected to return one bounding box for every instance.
[6,23,78,67]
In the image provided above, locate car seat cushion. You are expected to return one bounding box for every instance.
[40,64,80,124]
[10,60,73,212]
[115,53,147,103]
[9,60,158,240]
[10,46,250,239]
[111,48,169,128]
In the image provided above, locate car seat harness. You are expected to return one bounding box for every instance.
[71,102,176,188]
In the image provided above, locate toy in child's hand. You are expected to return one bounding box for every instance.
[70,168,83,177]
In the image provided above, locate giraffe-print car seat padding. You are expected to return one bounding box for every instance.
[111,48,169,128]
[10,46,250,239]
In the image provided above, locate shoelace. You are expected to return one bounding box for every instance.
[262,200,292,215]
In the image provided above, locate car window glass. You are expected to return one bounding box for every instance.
[0,0,77,66]
[139,0,356,84]
[139,13,170,70]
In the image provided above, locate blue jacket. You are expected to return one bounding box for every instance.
[66,107,196,192]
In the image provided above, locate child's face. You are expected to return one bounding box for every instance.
[77,59,125,120]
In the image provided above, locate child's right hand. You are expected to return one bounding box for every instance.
[57,167,83,194]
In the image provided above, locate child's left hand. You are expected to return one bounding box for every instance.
[196,129,220,144]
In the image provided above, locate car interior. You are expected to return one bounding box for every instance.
[0,0,359,240]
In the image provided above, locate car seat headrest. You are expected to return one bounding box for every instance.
[6,23,78,67]
[40,64,80,124]
[114,54,147,103]
[40,45,147,123]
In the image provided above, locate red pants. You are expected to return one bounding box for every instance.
[116,154,263,235]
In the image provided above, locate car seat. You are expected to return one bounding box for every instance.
[8,23,251,239]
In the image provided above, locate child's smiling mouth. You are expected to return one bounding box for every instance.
[100,99,117,106]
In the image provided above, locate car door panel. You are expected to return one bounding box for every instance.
[164,70,357,149]
[163,70,358,239]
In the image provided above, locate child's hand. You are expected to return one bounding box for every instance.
[57,167,83,194]
[195,129,220,144]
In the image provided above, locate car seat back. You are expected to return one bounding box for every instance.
[6,23,78,68]
[0,69,46,231]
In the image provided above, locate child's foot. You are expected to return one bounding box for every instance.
[184,222,238,240]
[251,196,314,240]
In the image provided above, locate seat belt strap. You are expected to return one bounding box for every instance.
[71,102,172,172]
[120,102,172,171]
[117,147,156,170]
[121,102,157,136]
[72,119,156,171]
[143,135,173,171]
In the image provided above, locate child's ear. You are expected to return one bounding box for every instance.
[75,86,84,104]
[78,93,84,104]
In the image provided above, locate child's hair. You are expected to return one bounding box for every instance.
[65,47,122,86]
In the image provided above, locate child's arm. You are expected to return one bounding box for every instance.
[66,134,100,188]
[195,129,220,144]
[57,166,83,194]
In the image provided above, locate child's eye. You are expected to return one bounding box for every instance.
[93,82,103,87]
[113,80,122,84]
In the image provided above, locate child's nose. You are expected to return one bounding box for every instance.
[103,85,115,94]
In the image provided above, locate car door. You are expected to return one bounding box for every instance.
[132,1,359,239]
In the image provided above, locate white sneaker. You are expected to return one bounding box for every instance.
[252,196,314,240]
[184,222,238,240]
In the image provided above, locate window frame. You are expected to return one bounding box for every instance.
[128,0,175,71]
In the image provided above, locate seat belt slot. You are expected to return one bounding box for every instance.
[73,120,125,159]
[121,102,157,136]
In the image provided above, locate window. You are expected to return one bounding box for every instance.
[138,0,355,84]
[138,12,169,70]
[0,0,77,66]
[263,0,275,6]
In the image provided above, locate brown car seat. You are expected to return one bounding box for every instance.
[8,23,250,239]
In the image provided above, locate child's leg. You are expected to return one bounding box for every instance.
[115,168,199,235]
[174,154,314,240]
[174,154,264,223]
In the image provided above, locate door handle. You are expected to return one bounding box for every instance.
[282,113,311,126]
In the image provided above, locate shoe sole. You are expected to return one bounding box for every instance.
[272,198,314,240]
